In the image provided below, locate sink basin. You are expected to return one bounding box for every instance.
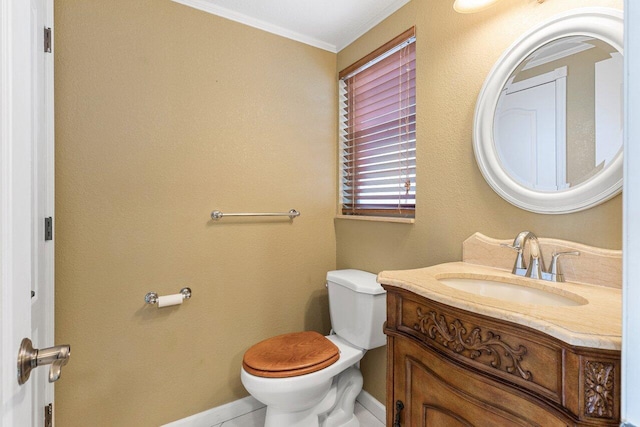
[438,277,585,306]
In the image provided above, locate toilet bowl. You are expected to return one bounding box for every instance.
[240,270,386,427]
[241,335,365,427]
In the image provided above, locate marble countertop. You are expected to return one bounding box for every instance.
[378,262,622,350]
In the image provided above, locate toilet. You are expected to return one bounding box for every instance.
[240,269,386,427]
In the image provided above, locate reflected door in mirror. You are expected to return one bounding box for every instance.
[495,68,567,191]
[493,36,623,191]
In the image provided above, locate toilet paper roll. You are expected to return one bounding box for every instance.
[157,294,184,308]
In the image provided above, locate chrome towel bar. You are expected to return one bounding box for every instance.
[210,209,300,220]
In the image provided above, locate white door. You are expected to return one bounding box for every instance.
[0,0,61,425]
[623,1,640,424]
[494,68,567,191]
[495,82,558,189]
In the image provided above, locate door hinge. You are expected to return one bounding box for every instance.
[44,403,53,427]
[44,217,53,241]
[44,27,52,53]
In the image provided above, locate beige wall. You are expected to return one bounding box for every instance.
[54,1,336,425]
[336,0,623,404]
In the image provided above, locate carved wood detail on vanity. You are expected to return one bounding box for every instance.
[395,290,562,403]
[584,360,616,419]
[413,307,532,381]
[384,286,621,426]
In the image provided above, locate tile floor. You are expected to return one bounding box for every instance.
[214,402,385,427]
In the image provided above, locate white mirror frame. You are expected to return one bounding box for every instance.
[474,8,623,214]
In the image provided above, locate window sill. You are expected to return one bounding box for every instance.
[335,215,415,224]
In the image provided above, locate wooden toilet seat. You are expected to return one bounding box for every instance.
[242,331,340,378]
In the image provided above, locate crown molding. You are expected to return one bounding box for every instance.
[172,0,411,53]
[335,0,410,52]
[172,0,338,52]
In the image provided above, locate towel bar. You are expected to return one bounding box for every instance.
[210,209,300,220]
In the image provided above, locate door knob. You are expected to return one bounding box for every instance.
[17,338,71,385]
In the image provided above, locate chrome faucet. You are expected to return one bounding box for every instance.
[503,231,579,282]
[524,233,545,280]
[501,231,535,276]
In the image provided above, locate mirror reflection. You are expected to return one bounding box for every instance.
[494,36,623,191]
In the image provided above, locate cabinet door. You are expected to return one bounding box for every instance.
[395,339,569,427]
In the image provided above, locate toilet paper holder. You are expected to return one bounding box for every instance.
[145,287,192,306]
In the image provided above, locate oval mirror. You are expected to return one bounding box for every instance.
[474,8,623,214]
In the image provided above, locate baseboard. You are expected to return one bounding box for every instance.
[161,390,385,426]
[161,395,265,427]
[356,390,386,424]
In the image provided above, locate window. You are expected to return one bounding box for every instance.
[339,27,416,219]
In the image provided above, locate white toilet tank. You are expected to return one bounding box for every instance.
[326,269,386,350]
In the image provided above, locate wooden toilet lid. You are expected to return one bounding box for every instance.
[242,331,340,378]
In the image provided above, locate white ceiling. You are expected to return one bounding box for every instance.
[172,0,411,53]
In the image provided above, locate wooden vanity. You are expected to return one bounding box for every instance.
[380,234,622,426]
[384,287,620,426]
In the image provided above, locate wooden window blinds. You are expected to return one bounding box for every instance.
[339,27,416,218]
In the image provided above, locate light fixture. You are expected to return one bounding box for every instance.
[454,0,545,13]
[453,0,500,13]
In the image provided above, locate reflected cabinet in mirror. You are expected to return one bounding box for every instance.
[474,8,623,214]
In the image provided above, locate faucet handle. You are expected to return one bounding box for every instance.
[548,251,580,282]
[500,243,527,275]
[500,243,518,250]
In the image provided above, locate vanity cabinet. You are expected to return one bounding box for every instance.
[383,286,621,426]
